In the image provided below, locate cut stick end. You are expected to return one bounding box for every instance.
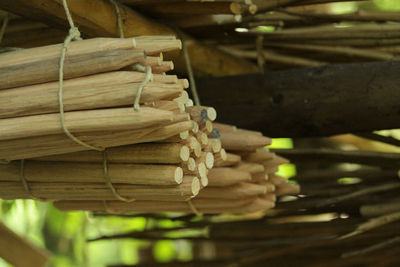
[205,152,214,169]
[180,130,189,140]
[182,79,189,89]
[249,4,258,15]
[187,157,196,171]
[186,99,194,107]
[192,177,201,196]
[211,139,222,153]
[192,121,199,133]
[198,162,207,179]
[175,167,184,184]
[180,146,190,162]
[220,149,227,161]
[200,133,208,145]
[201,175,209,187]
[206,107,217,121]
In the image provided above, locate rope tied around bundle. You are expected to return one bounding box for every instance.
[103,150,135,202]
[179,31,201,107]
[110,0,150,110]
[187,199,203,216]
[58,0,138,204]
[0,12,9,46]
[58,0,102,151]
[19,160,47,201]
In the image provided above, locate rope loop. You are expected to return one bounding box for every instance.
[58,0,103,151]
[20,160,47,201]
[187,199,203,216]
[131,64,152,110]
[103,150,135,202]
[110,0,125,38]
[102,200,121,214]
[0,12,9,46]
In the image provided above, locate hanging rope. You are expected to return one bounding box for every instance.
[256,35,265,73]
[58,0,104,151]
[131,64,152,110]
[110,0,125,38]
[103,150,135,202]
[102,200,121,214]
[19,160,46,201]
[187,199,203,216]
[0,12,9,46]
[180,35,201,106]
[109,0,150,110]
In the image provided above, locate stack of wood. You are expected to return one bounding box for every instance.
[204,122,300,209]
[55,122,300,214]
[0,33,299,214]
[0,35,206,202]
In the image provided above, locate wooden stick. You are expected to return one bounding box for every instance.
[133,2,256,16]
[0,0,258,76]
[339,211,400,240]
[0,37,138,67]
[34,143,190,164]
[220,131,271,151]
[207,168,251,187]
[196,182,267,199]
[251,172,269,182]
[0,107,173,140]
[54,197,268,213]
[0,81,183,119]
[275,183,300,196]
[235,162,265,174]
[0,161,184,185]
[0,222,50,267]
[269,174,287,186]
[241,149,275,162]
[262,157,290,170]
[0,121,194,160]
[200,152,214,169]
[316,182,400,208]
[272,148,400,168]
[204,138,222,153]
[0,176,199,201]
[0,49,145,90]
[214,151,240,167]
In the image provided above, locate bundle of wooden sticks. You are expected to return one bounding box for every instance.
[55,122,300,214]
[0,34,299,214]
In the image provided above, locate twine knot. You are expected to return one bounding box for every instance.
[69,26,82,41]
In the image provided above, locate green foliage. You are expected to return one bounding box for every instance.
[373,0,400,11]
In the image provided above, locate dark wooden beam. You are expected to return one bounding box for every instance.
[197,61,400,137]
[0,0,258,76]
